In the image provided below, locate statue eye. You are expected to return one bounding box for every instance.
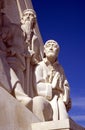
[53,44,57,48]
[25,13,29,16]
[29,13,34,17]
[46,44,50,47]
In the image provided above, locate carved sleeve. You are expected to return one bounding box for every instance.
[35,63,52,100]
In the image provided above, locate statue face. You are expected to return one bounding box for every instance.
[21,10,36,32]
[24,11,35,21]
[21,10,36,25]
[44,40,59,59]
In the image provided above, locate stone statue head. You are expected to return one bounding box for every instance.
[44,40,60,60]
[22,9,36,18]
[21,9,36,28]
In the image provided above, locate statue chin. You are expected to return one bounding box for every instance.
[46,53,57,59]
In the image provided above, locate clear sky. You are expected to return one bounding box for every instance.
[32,0,85,127]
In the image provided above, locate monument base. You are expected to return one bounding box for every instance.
[0,87,40,130]
[0,87,84,130]
[32,118,85,130]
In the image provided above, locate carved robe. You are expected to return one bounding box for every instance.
[34,58,70,120]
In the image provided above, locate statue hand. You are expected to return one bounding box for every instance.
[52,72,60,89]
[65,98,72,112]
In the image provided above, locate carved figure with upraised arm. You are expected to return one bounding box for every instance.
[21,9,43,96]
[21,9,42,64]
[33,40,71,121]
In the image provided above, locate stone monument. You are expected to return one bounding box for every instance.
[0,0,85,130]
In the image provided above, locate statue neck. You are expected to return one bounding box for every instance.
[46,57,57,64]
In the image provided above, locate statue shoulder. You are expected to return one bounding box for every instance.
[35,60,45,69]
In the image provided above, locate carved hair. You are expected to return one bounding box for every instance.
[44,40,60,49]
[22,9,36,18]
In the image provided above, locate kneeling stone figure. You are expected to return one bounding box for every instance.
[33,40,71,121]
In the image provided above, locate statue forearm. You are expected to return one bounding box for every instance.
[36,82,52,100]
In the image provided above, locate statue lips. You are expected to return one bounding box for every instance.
[48,50,55,55]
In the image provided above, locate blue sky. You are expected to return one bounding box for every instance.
[32,0,85,127]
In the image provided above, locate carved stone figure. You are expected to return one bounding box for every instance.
[0,0,45,111]
[0,10,25,88]
[0,0,32,110]
[21,9,43,96]
[0,0,12,92]
[33,40,71,121]
[0,1,85,130]
[21,9,42,64]
[0,0,71,123]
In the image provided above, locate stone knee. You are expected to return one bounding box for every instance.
[13,82,33,111]
[33,96,53,121]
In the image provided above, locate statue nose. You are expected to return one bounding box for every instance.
[49,46,53,50]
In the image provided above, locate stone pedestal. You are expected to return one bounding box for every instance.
[0,87,85,130]
[32,118,85,130]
